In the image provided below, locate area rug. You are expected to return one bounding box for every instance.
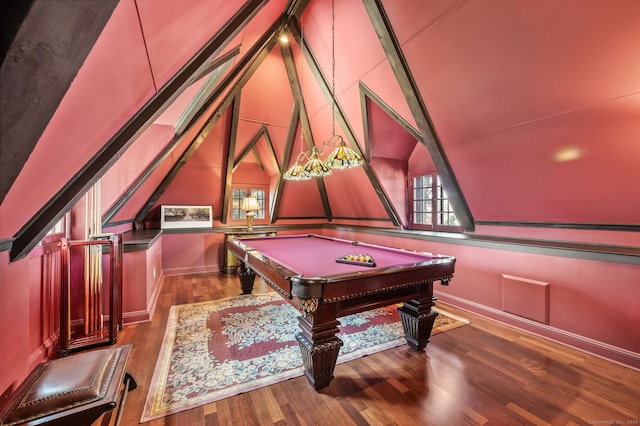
[141,293,469,422]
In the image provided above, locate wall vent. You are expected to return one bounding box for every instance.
[501,274,549,324]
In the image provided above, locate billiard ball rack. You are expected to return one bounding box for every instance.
[335,254,376,267]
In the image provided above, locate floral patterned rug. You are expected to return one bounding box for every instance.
[141,293,469,422]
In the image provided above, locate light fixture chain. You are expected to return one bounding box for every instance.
[299,11,305,156]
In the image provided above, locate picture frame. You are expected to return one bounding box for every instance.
[160,205,213,229]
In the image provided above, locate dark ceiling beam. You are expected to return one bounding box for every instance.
[280,36,332,221]
[1,0,35,62]
[359,80,421,169]
[103,49,241,226]
[174,47,240,136]
[221,94,242,224]
[290,18,401,226]
[135,17,286,223]
[362,0,474,232]
[271,103,300,222]
[252,147,265,171]
[261,127,281,173]
[358,82,417,227]
[232,126,279,173]
[233,125,267,171]
[1,0,118,203]
[9,0,270,261]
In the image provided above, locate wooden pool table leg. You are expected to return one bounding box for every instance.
[237,261,256,294]
[295,308,343,391]
[398,282,438,350]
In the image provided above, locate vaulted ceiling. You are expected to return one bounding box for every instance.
[2,0,639,261]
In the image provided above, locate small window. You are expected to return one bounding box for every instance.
[231,188,267,221]
[410,173,460,231]
[436,176,459,227]
[40,212,70,245]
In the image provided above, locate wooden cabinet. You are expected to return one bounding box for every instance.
[223,231,276,274]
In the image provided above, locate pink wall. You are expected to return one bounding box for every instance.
[122,238,163,324]
[162,233,225,276]
[0,252,37,399]
[323,228,640,369]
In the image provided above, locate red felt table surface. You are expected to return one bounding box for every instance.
[239,234,438,278]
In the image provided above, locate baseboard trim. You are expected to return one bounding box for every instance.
[123,309,150,325]
[146,271,164,322]
[435,292,640,371]
[162,264,219,276]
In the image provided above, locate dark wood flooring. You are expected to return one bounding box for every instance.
[112,273,640,425]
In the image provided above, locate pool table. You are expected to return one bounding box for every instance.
[226,233,456,390]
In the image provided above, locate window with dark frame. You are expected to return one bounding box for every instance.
[411,173,460,231]
[231,188,266,221]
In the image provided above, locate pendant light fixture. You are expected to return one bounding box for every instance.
[283,0,363,181]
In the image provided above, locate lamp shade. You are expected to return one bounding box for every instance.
[325,138,363,169]
[301,148,331,177]
[241,196,261,212]
[283,162,312,180]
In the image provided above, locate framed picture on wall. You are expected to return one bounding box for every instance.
[160,205,213,229]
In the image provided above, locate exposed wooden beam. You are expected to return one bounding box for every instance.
[1,0,118,203]
[8,0,270,261]
[221,95,242,224]
[280,36,332,221]
[362,0,474,232]
[232,126,279,173]
[261,126,281,173]
[131,35,278,224]
[103,49,241,227]
[233,125,267,171]
[174,47,240,136]
[359,81,421,144]
[135,20,284,223]
[290,18,400,226]
[271,103,300,222]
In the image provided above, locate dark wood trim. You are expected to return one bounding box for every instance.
[252,147,265,171]
[233,125,267,171]
[103,49,243,227]
[222,95,242,224]
[8,0,270,262]
[120,223,638,266]
[359,81,422,141]
[290,18,400,227]
[1,0,118,203]
[104,219,134,229]
[362,0,474,232]
[261,126,281,173]
[331,217,395,222]
[272,103,300,222]
[135,18,285,224]
[187,46,241,88]
[275,216,329,221]
[1,0,35,63]
[122,230,163,252]
[0,238,15,253]
[476,220,640,232]
[327,224,640,266]
[279,34,333,221]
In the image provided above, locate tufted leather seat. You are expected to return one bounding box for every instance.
[1,345,135,426]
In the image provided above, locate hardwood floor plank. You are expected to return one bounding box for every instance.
[248,386,286,424]
[109,273,640,425]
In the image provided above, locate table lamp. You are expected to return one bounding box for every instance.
[241,196,260,231]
